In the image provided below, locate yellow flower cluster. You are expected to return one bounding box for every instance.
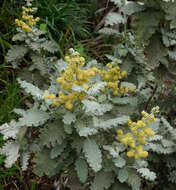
[15,5,39,32]
[44,50,136,110]
[101,62,134,95]
[44,51,100,110]
[117,107,159,159]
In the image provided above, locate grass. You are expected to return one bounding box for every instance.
[0,0,101,189]
[0,1,27,188]
[33,0,100,55]
[0,67,31,189]
[0,0,24,61]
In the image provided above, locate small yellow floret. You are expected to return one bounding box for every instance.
[129,87,135,92]
[113,90,118,95]
[117,129,123,136]
[44,93,51,99]
[140,151,148,158]
[52,99,60,106]
[127,149,135,157]
[83,84,89,90]
[121,71,127,77]
[49,94,56,99]
[101,87,105,92]
[65,56,70,62]
[35,17,40,22]
[65,101,73,110]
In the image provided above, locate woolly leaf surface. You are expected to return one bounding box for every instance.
[17,79,44,100]
[41,40,58,53]
[111,97,137,105]
[16,109,50,127]
[33,149,58,177]
[146,35,167,67]
[21,152,30,171]
[103,145,119,158]
[168,50,176,60]
[118,168,129,183]
[31,55,48,75]
[90,171,114,190]
[121,82,136,89]
[137,168,156,181]
[64,124,73,134]
[50,142,66,159]
[164,1,176,29]
[6,45,28,67]
[132,11,162,45]
[98,27,119,35]
[0,141,20,168]
[28,41,41,52]
[113,156,126,168]
[87,82,106,96]
[63,112,76,125]
[105,13,124,26]
[110,0,122,6]
[75,158,88,183]
[148,135,163,141]
[161,139,175,147]
[93,115,130,130]
[122,2,145,15]
[82,100,112,116]
[12,33,26,41]
[83,139,102,172]
[0,120,19,140]
[112,183,131,190]
[127,169,141,190]
[79,127,98,137]
[169,170,176,183]
[39,121,65,148]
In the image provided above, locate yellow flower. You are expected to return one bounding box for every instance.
[124,87,129,93]
[83,84,89,90]
[52,99,60,107]
[88,70,95,77]
[106,63,112,68]
[117,129,123,136]
[49,94,56,99]
[140,151,148,158]
[56,77,64,83]
[113,75,119,81]
[134,153,140,159]
[79,92,86,101]
[121,71,127,77]
[77,73,84,81]
[121,137,128,146]
[43,93,56,99]
[138,131,145,137]
[129,87,135,92]
[127,149,135,157]
[65,56,70,62]
[44,93,51,99]
[35,17,40,22]
[113,90,118,95]
[144,128,155,137]
[129,140,136,148]
[101,87,105,92]
[137,138,146,145]
[65,100,73,110]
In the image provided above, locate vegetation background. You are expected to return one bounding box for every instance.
[0,0,176,189]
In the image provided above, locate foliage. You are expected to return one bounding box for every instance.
[1,0,176,189]
[0,0,24,64]
[98,0,176,189]
[0,69,30,189]
[34,0,96,50]
[0,47,174,190]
